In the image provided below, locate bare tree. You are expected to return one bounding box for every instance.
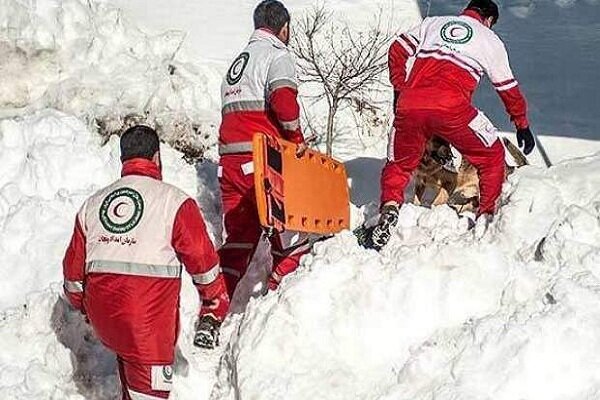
[291,5,392,156]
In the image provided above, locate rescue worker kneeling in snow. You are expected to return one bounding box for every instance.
[218,0,313,297]
[368,0,536,250]
[62,125,230,400]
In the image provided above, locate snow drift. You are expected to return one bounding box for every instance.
[0,109,212,399]
[0,0,222,151]
[213,154,600,400]
[0,110,116,310]
[2,108,599,400]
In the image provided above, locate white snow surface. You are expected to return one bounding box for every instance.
[2,108,600,399]
[214,154,600,399]
[0,0,222,150]
[1,0,600,399]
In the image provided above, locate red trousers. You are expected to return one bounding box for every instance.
[381,105,505,214]
[218,154,311,297]
[118,358,172,399]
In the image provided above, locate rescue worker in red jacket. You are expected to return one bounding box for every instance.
[368,0,535,250]
[218,0,312,296]
[63,125,230,400]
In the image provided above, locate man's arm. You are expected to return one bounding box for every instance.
[172,198,229,321]
[485,40,529,130]
[63,213,86,311]
[485,39,534,154]
[389,24,421,104]
[267,53,305,145]
[494,81,528,129]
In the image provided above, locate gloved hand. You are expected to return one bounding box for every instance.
[194,291,230,349]
[517,127,535,155]
[296,141,308,158]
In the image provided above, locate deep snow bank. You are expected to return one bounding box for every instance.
[0,110,116,309]
[0,0,221,151]
[214,154,600,400]
[0,110,211,399]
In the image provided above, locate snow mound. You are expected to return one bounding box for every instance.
[0,109,215,399]
[0,0,221,151]
[214,155,600,400]
[0,110,117,310]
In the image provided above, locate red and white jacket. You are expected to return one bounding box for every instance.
[389,10,529,129]
[63,158,228,364]
[219,28,304,156]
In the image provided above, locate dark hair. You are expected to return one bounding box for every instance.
[466,0,499,25]
[120,125,160,162]
[253,0,290,34]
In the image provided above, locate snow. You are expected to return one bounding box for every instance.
[0,109,202,399]
[106,0,422,65]
[0,0,222,151]
[0,110,115,310]
[214,154,600,400]
[0,0,600,399]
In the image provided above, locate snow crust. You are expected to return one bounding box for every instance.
[0,0,222,149]
[0,109,207,399]
[214,155,600,400]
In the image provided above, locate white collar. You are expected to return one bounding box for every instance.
[249,29,287,49]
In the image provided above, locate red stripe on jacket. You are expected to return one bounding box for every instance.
[63,217,86,311]
[219,87,305,146]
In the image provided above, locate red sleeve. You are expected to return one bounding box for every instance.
[269,87,305,144]
[388,40,410,95]
[495,83,529,129]
[172,198,228,307]
[63,217,86,311]
[389,28,420,95]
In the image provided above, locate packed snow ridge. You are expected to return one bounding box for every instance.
[0,0,222,153]
[1,0,600,399]
[213,153,600,400]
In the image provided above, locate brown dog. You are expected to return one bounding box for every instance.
[412,136,528,213]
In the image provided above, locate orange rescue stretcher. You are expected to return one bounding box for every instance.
[253,132,350,235]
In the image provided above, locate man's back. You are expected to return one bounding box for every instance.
[392,11,522,119]
[408,14,507,88]
[219,28,303,153]
[83,174,188,269]
[63,126,230,398]
[220,29,298,146]
[64,156,225,363]
[79,161,191,363]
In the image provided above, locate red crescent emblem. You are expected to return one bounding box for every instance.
[113,201,128,218]
[450,27,462,38]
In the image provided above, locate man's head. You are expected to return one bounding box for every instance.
[254,0,291,45]
[120,125,161,167]
[466,0,499,28]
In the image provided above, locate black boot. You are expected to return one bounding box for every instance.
[356,204,400,251]
[194,315,221,349]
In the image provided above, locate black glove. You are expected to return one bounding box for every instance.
[517,127,535,155]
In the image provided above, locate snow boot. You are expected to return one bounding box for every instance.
[194,315,221,349]
[356,204,400,251]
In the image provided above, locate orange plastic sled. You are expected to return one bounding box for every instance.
[253,133,350,235]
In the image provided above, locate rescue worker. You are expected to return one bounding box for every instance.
[62,125,230,400]
[218,0,311,296]
[369,0,535,249]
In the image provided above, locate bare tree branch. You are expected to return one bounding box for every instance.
[291,5,393,155]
